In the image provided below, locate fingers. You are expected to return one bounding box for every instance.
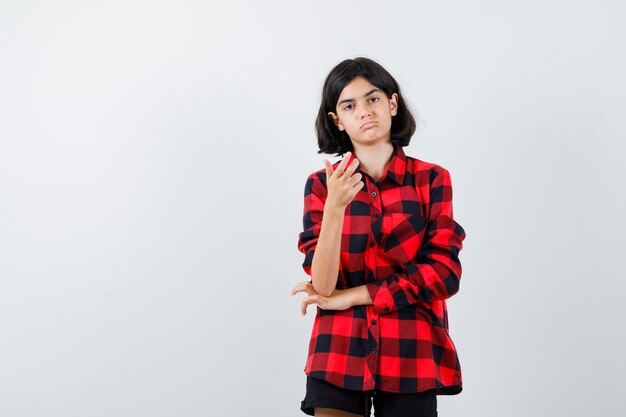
[301,295,319,316]
[348,170,363,187]
[290,281,320,316]
[341,162,363,191]
[351,178,365,195]
[332,151,352,178]
[292,286,315,296]
[322,152,363,208]
[343,157,360,178]
[291,281,315,296]
[323,160,333,180]
[328,152,360,182]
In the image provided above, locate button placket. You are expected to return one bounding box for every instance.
[365,305,380,389]
[368,183,381,256]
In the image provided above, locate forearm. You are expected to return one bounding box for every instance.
[365,257,462,314]
[342,285,373,307]
[366,203,465,313]
[310,204,345,296]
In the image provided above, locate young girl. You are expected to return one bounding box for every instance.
[291,57,466,417]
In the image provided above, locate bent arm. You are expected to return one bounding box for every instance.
[365,167,466,314]
[297,173,345,297]
[310,205,345,296]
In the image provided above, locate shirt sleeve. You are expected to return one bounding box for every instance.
[297,172,328,278]
[366,166,466,314]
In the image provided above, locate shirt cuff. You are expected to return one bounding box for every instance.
[366,280,393,315]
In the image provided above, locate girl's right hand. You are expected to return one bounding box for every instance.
[323,151,364,209]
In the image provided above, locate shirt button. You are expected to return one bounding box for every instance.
[368,270,373,277]
[371,191,377,198]
[384,307,390,312]
[371,319,377,325]
[371,347,376,354]
[374,212,380,218]
[369,242,375,248]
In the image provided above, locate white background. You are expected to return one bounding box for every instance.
[1,1,625,416]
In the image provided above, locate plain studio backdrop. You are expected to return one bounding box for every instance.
[1,1,624,416]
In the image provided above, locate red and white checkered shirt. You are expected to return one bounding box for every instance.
[297,144,466,394]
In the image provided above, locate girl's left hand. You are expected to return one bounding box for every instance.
[290,281,354,315]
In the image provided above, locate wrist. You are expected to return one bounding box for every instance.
[324,200,346,215]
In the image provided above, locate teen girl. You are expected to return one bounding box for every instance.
[291,57,466,417]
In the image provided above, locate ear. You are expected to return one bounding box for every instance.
[389,93,399,116]
[327,111,344,131]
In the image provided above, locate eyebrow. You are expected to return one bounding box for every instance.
[337,88,381,105]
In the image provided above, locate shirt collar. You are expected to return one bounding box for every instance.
[383,144,407,185]
[349,144,407,186]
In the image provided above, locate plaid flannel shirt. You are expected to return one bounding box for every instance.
[297,144,466,394]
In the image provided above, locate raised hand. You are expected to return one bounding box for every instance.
[323,151,364,210]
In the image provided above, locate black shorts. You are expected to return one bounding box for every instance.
[300,376,438,417]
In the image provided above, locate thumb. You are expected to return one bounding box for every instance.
[322,160,333,180]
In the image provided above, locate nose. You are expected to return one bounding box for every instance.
[359,103,372,119]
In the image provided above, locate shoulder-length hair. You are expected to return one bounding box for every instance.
[314,57,417,156]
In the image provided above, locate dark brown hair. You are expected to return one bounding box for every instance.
[314,57,417,156]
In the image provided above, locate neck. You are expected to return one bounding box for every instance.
[351,141,394,183]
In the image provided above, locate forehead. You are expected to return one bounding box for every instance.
[337,76,379,100]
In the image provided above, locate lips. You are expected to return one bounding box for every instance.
[361,121,377,129]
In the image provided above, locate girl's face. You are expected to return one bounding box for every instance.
[328,76,398,148]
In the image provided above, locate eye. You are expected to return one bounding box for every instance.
[370,97,379,103]
[343,104,353,111]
